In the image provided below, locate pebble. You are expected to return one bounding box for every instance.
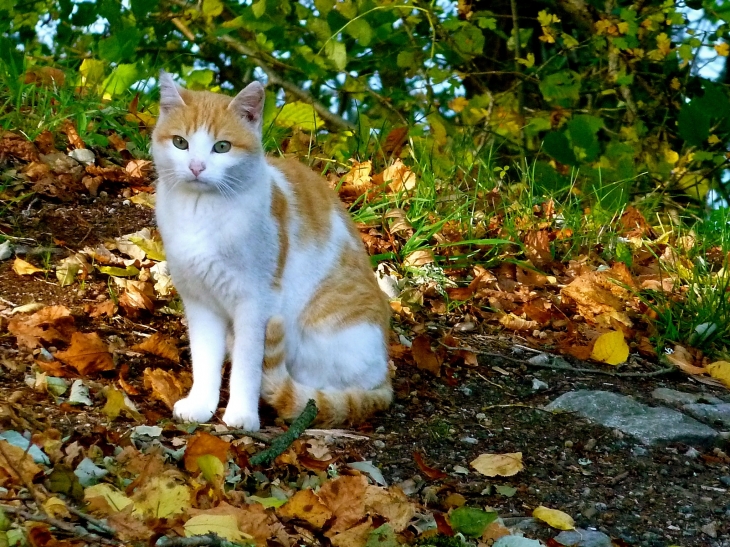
[719,476,730,487]
[373,440,385,449]
[631,446,648,457]
[532,378,549,391]
[460,436,478,445]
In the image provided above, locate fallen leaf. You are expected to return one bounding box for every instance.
[363,485,415,532]
[707,361,730,388]
[7,305,75,349]
[277,488,333,528]
[0,132,40,162]
[470,452,524,477]
[666,345,707,375]
[84,483,134,513]
[319,475,368,533]
[133,333,179,362]
[125,159,153,180]
[499,313,539,331]
[328,518,373,547]
[523,230,552,267]
[481,520,511,541]
[381,159,416,192]
[561,271,632,327]
[413,451,447,480]
[13,257,43,275]
[448,506,498,538]
[183,431,231,473]
[143,367,187,409]
[0,440,42,485]
[55,332,114,375]
[131,474,191,518]
[102,386,141,421]
[532,505,575,530]
[590,331,629,365]
[411,335,441,376]
[184,514,247,542]
[105,506,154,542]
[403,249,434,268]
[188,502,273,546]
[84,300,117,318]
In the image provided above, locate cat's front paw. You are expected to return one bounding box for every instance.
[173,395,217,424]
[221,407,260,431]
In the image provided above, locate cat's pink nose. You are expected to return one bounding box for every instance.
[189,161,206,177]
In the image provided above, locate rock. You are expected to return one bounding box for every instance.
[701,521,717,538]
[68,148,96,165]
[532,378,549,391]
[652,387,723,405]
[682,403,730,428]
[494,537,543,547]
[719,476,730,487]
[545,391,719,446]
[554,528,613,547]
[0,240,11,261]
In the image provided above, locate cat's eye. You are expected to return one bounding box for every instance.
[213,140,231,154]
[172,136,188,150]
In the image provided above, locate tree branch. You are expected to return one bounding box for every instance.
[250,399,318,466]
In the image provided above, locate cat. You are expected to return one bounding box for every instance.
[151,71,392,431]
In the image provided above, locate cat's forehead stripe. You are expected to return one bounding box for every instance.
[156,88,258,150]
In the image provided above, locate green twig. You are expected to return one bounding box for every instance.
[250,399,318,466]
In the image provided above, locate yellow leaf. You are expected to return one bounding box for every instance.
[78,59,105,87]
[128,235,166,261]
[664,149,679,164]
[275,101,323,132]
[670,77,681,90]
[382,159,417,192]
[537,9,560,26]
[708,134,721,145]
[342,160,372,188]
[539,27,556,43]
[561,33,579,49]
[533,506,575,530]
[449,96,469,113]
[715,42,730,56]
[202,0,224,18]
[132,475,191,518]
[184,514,246,542]
[13,258,42,276]
[470,452,523,477]
[517,53,535,69]
[656,33,671,56]
[707,360,730,388]
[617,21,629,34]
[84,483,134,512]
[278,488,333,529]
[590,330,629,365]
[43,496,70,519]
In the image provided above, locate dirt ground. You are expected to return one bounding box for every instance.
[1,196,730,547]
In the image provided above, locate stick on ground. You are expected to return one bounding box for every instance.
[250,399,318,466]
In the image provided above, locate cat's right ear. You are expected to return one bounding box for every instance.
[229,81,265,131]
[158,70,186,114]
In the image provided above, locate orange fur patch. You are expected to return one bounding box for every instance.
[153,89,259,151]
[299,245,391,331]
[272,377,297,419]
[315,392,335,427]
[267,157,337,243]
[270,186,289,290]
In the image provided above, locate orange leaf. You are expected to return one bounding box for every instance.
[413,451,447,480]
[666,345,707,375]
[411,335,442,376]
[183,431,231,473]
[55,332,114,375]
[319,475,368,533]
[277,488,333,528]
[143,367,187,409]
[13,257,43,276]
[133,332,180,363]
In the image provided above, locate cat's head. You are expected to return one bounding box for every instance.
[152,71,265,193]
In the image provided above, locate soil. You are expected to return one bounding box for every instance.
[1,196,729,547]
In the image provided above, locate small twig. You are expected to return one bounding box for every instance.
[440,343,675,378]
[208,429,270,444]
[65,505,117,537]
[250,399,318,466]
[0,505,119,546]
[481,403,553,413]
[156,533,246,547]
[475,372,514,394]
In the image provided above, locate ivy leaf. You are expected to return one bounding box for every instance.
[539,70,581,104]
[449,506,498,537]
[566,114,603,162]
[542,131,578,166]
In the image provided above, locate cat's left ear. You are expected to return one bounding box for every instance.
[229,81,265,131]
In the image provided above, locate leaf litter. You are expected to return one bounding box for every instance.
[1,120,730,546]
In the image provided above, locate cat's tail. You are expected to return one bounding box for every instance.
[260,316,392,427]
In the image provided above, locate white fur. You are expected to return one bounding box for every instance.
[152,81,388,430]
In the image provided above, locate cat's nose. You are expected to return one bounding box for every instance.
[189,161,206,177]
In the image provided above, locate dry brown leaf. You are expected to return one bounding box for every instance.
[133,332,179,363]
[24,66,66,87]
[125,159,152,179]
[277,488,333,529]
[105,506,155,542]
[619,206,653,238]
[411,335,441,376]
[13,257,43,276]
[499,313,539,331]
[118,281,155,316]
[382,126,408,156]
[143,367,186,410]
[62,120,86,149]
[403,249,434,268]
[524,230,552,266]
[0,439,42,486]
[318,475,368,533]
[666,345,707,375]
[381,159,416,192]
[560,271,632,327]
[328,518,373,547]
[84,300,117,318]
[0,132,40,162]
[183,431,231,473]
[363,485,415,532]
[55,332,114,375]
[470,452,524,477]
[7,305,75,349]
[342,160,372,188]
[189,503,273,547]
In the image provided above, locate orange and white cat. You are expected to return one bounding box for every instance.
[151,71,392,431]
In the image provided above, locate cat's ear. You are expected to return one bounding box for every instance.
[229,81,265,130]
[158,70,186,113]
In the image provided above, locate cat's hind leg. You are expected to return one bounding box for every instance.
[173,300,227,423]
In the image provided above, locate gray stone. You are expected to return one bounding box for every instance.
[652,387,723,406]
[555,528,613,547]
[0,240,11,261]
[682,403,730,428]
[545,391,719,446]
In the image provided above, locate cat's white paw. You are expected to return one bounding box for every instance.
[221,407,260,431]
[173,395,217,423]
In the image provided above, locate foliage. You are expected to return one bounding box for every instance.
[4,0,730,207]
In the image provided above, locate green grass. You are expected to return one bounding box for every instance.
[3,59,730,358]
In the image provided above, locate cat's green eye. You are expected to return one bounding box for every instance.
[213,141,231,154]
[172,136,188,150]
